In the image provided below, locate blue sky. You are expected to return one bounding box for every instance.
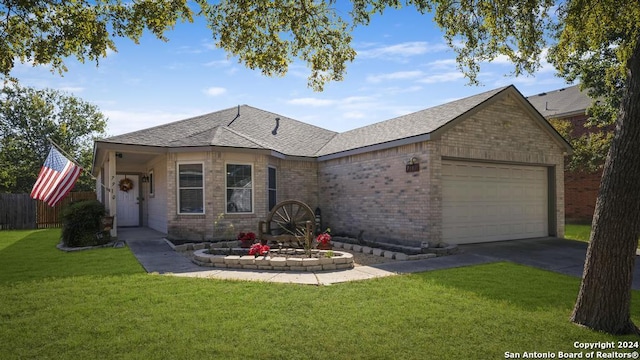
[13,5,570,137]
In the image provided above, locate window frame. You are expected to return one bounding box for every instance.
[148,169,155,197]
[176,162,205,215]
[225,162,254,214]
[268,166,277,211]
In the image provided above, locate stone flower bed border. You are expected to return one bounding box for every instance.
[191,248,354,272]
[170,237,447,272]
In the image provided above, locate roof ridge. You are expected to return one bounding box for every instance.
[313,133,341,157]
[221,126,270,149]
[101,105,243,141]
[240,104,338,135]
[314,85,513,157]
[340,85,510,137]
[165,125,221,147]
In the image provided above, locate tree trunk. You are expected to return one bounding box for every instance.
[570,36,640,335]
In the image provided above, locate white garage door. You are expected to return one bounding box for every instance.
[442,160,548,244]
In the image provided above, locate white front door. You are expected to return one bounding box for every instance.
[116,175,140,227]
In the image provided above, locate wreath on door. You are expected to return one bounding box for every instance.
[119,178,134,192]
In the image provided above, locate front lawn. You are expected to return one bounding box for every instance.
[565,223,592,242]
[566,223,640,250]
[1,229,638,359]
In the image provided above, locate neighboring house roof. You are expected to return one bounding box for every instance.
[526,84,593,118]
[95,84,571,163]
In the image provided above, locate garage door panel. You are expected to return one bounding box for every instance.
[442,161,548,244]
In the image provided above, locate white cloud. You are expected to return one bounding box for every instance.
[426,59,457,69]
[102,109,204,136]
[204,59,232,67]
[287,98,336,107]
[357,41,448,59]
[342,96,377,104]
[381,85,424,95]
[203,87,227,97]
[58,86,85,93]
[343,111,367,119]
[366,70,424,83]
[417,72,465,84]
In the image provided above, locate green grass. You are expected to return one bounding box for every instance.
[564,223,592,242]
[1,229,639,359]
[565,223,640,250]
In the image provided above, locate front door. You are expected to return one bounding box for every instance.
[116,174,140,227]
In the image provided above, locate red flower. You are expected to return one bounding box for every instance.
[249,243,270,256]
[316,233,332,245]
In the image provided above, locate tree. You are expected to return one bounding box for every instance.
[3,0,639,334]
[0,0,353,91]
[0,84,107,193]
[549,118,612,173]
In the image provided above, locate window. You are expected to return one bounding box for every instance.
[226,164,252,213]
[178,163,204,214]
[148,170,154,197]
[268,166,277,210]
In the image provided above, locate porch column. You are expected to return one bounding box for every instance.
[108,151,118,238]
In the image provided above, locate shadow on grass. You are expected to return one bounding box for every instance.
[0,229,145,285]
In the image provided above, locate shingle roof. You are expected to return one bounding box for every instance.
[315,86,508,156]
[99,105,337,157]
[526,84,593,118]
[98,85,566,159]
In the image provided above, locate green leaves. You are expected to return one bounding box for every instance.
[0,84,107,193]
[199,0,356,91]
[430,0,555,84]
[0,0,193,77]
[550,118,612,173]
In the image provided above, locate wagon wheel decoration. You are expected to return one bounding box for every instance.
[269,200,316,240]
[119,178,134,192]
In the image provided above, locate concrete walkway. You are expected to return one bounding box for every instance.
[120,228,640,288]
[120,227,495,285]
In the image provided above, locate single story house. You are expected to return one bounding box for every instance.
[92,85,572,247]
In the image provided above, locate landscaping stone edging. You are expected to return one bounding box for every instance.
[171,239,441,271]
[191,249,354,271]
[331,241,438,261]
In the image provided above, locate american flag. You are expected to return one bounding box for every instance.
[30,146,82,207]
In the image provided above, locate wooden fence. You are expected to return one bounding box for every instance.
[0,192,97,229]
[0,194,37,230]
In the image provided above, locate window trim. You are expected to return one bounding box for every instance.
[225,162,254,214]
[176,162,205,215]
[268,166,277,211]
[148,169,155,197]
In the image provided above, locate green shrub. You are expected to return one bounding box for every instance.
[60,200,107,247]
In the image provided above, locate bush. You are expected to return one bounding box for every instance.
[60,200,107,247]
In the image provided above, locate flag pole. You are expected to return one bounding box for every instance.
[46,138,111,193]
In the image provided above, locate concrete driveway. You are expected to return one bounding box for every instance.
[459,237,640,290]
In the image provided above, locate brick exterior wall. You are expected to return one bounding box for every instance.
[438,94,566,240]
[318,143,431,247]
[565,169,601,223]
[268,158,319,209]
[165,151,319,241]
[161,92,566,244]
[318,92,566,247]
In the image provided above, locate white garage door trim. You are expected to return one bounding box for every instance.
[442,160,549,244]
